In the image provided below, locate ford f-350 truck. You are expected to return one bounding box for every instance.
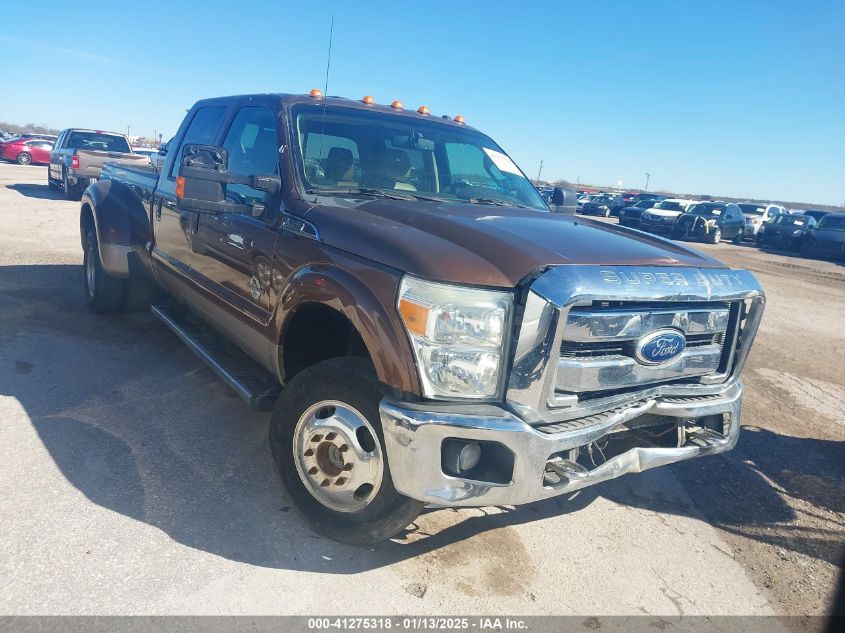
[80,91,765,543]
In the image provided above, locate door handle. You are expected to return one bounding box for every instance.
[155,201,162,221]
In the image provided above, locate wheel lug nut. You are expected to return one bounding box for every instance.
[320,479,331,487]
[339,444,349,452]
[311,434,323,443]
[343,463,353,471]
[325,432,337,441]
[304,449,314,457]
[308,467,318,475]
[335,477,346,486]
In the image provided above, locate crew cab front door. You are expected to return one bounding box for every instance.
[153,105,226,289]
[190,105,280,323]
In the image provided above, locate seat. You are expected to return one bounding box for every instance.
[324,147,357,187]
[368,148,417,191]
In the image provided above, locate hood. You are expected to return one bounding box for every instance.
[765,223,802,236]
[306,199,726,287]
[645,208,683,219]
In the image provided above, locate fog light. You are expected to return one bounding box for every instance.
[443,440,482,474]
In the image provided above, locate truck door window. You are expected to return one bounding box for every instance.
[222,106,279,212]
[168,106,226,179]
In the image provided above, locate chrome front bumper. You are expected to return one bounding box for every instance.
[380,381,742,507]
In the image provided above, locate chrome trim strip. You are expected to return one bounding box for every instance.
[555,344,722,393]
[564,306,729,342]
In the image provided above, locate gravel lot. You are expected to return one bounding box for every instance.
[0,162,842,623]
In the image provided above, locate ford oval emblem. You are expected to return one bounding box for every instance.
[635,329,687,365]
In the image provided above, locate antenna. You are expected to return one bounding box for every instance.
[315,17,334,201]
[324,17,334,97]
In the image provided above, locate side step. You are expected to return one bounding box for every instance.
[151,304,281,412]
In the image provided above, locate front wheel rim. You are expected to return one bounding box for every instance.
[293,400,384,513]
[18,153,30,165]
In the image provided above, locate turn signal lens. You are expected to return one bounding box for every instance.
[175,176,185,198]
[309,88,323,98]
[398,298,429,337]
[417,105,430,115]
[391,99,404,110]
[454,114,466,124]
[361,95,375,105]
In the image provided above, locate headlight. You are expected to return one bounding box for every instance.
[398,276,512,399]
[792,229,803,236]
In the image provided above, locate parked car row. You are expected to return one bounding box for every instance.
[612,194,844,261]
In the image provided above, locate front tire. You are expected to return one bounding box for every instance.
[732,228,744,244]
[83,230,125,312]
[269,357,423,544]
[47,168,58,190]
[16,152,32,165]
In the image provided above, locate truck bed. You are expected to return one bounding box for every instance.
[76,149,148,178]
[100,160,160,189]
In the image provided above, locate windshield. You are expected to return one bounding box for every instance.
[817,216,845,231]
[653,201,685,212]
[772,215,808,227]
[66,131,131,153]
[688,203,725,217]
[738,203,765,215]
[293,106,547,210]
[635,200,655,208]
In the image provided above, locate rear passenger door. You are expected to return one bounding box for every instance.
[190,105,280,321]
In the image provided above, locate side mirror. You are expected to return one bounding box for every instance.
[177,144,281,214]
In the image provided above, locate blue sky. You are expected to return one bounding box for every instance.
[1,0,843,205]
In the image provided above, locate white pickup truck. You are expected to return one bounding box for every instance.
[738,202,787,240]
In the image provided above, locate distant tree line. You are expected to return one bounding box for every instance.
[0,121,61,136]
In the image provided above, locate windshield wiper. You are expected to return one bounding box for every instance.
[462,197,527,209]
[307,187,447,203]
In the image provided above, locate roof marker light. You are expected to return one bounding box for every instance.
[309,88,323,98]
[361,95,375,105]
[391,100,404,110]
[417,105,430,115]
[454,114,466,124]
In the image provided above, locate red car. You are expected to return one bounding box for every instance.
[0,137,54,165]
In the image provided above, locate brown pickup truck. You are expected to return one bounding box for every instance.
[49,128,147,199]
[80,91,765,543]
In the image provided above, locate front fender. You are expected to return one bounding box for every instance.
[275,264,420,395]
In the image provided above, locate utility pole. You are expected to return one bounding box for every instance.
[126,124,131,139]
[645,172,651,192]
[536,160,544,186]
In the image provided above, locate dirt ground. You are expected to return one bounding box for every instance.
[0,162,842,624]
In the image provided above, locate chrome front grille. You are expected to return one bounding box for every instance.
[505,266,765,425]
[554,303,732,396]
